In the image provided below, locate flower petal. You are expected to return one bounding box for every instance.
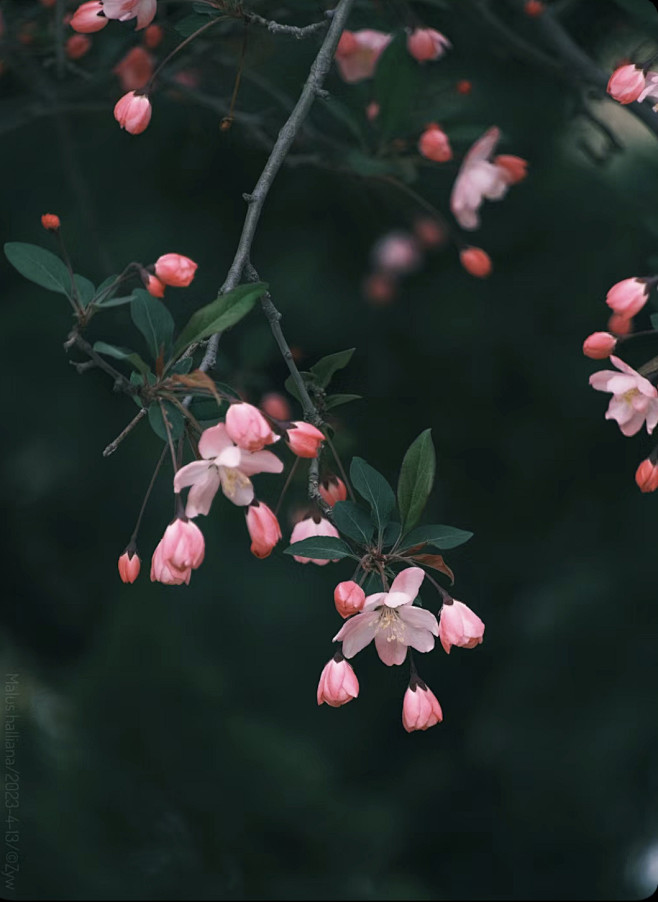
[198,423,233,459]
[387,567,425,605]
[334,611,379,658]
[238,449,284,477]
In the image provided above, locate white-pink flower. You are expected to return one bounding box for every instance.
[450,126,510,230]
[334,29,392,83]
[589,355,658,437]
[333,567,438,666]
[173,423,283,516]
[639,71,658,107]
[102,0,156,30]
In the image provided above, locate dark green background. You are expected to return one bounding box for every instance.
[1,0,658,899]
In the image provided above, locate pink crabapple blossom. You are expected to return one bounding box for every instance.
[638,72,658,107]
[371,232,422,274]
[607,64,646,104]
[605,278,650,318]
[317,654,359,707]
[460,246,492,278]
[334,29,392,83]
[406,28,451,63]
[608,313,633,336]
[143,23,163,49]
[290,516,341,565]
[334,581,366,619]
[333,567,439,666]
[150,517,205,586]
[319,475,348,507]
[285,421,324,458]
[70,2,108,33]
[583,332,617,360]
[438,599,485,654]
[589,356,658,437]
[225,402,279,452]
[154,253,198,287]
[402,682,443,732]
[173,423,283,516]
[41,213,60,231]
[102,0,157,31]
[145,273,165,298]
[418,124,453,163]
[635,459,658,493]
[113,46,154,92]
[66,34,91,60]
[245,501,282,559]
[118,550,141,583]
[114,91,152,134]
[259,392,291,422]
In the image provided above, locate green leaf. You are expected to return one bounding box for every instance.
[350,457,396,534]
[381,521,401,548]
[131,289,175,362]
[373,32,420,139]
[172,282,267,359]
[331,501,374,545]
[189,397,224,421]
[148,401,185,442]
[94,294,135,308]
[170,357,194,375]
[74,274,95,308]
[92,341,150,377]
[398,429,436,533]
[398,524,473,552]
[284,536,356,560]
[310,348,355,388]
[4,242,72,295]
[324,393,362,410]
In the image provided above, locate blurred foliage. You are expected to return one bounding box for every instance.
[1,0,658,899]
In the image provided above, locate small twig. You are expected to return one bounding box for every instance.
[309,457,333,517]
[103,408,148,457]
[129,444,169,545]
[244,10,331,39]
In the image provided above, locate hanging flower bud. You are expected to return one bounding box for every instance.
[457,79,472,94]
[607,313,633,336]
[66,34,91,60]
[406,28,451,63]
[246,501,282,558]
[363,272,397,305]
[334,29,392,83]
[413,217,446,249]
[402,681,443,732]
[418,123,453,163]
[118,549,141,583]
[113,46,154,92]
[334,581,366,619]
[225,402,278,452]
[150,517,205,585]
[460,247,492,278]
[70,1,107,34]
[582,332,617,360]
[319,476,348,507]
[607,64,646,104]
[438,599,485,653]
[605,278,650,318]
[143,23,163,49]
[114,91,152,135]
[289,516,340,565]
[144,273,166,298]
[260,392,291,422]
[524,0,545,16]
[635,458,658,493]
[286,422,324,458]
[317,653,359,707]
[154,253,198,287]
[41,213,61,231]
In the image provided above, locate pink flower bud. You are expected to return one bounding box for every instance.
[334,29,392,83]
[372,232,422,274]
[402,681,443,732]
[460,246,492,278]
[606,278,649,318]
[118,549,141,583]
[319,476,348,507]
[70,1,107,33]
[363,272,396,305]
[150,517,205,585]
[225,402,278,452]
[413,217,446,249]
[143,24,163,49]
[366,101,380,121]
[286,422,324,458]
[246,502,282,558]
[145,273,166,298]
[114,90,152,135]
[290,516,340,565]
[607,64,646,104]
[494,154,528,184]
[524,0,545,16]
[66,34,91,60]
[608,313,633,336]
[113,46,154,92]
[438,599,485,654]
[418,123,452,163]
[334,581,366,619]
[635,458,658,493]
[407,28,451,63]
[154,253,198,287]
[259,392,291,422]
[41,213,60,231]
[457,79,472,95]
[583,331,617,359]
[317,653,359,707]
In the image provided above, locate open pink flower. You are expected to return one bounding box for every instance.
[317,653,359,707]
[333,567,438,666]
[402,681,443,732]
[589,356,658,437]
[638,72,658,107]
[102,0,157,30]
[334,29,392,83]
[173,423,283,516]
[290,516,340,565]
[438,599,485,654]
[450,127,517,230]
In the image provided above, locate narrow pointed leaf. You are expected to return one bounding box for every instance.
[4,242,72,295]
[350,457,396,533]
[310,348,355,388]
[93,341,150,377]
[131,289,175,362]
[398,524,473,552]
[398,429,436,533]
[324,393,362,410]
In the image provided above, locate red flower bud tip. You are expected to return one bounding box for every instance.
[71,1,107,34]
[406,28,451,63]
[607,313,633,336]
[494,154,528,185]
[319,476,348,507]
[635,458,658,493]
[418,123,453,163]
[583,332,617,359]
[246,502,282,559]
[460,246,492,278]
[114,91,152,135]
[66,34,91,61]
[143,24,164,49]
[154,253,198,287]
[456,79,472,95]
[41,213,61,231]
[145,273,166,298]
[260,392,291,422]
[402,682,443,732]
[607,64,645,104]
[413,217,446,249]
[363,272,397,305]
[286,421,324,458]
[118,550,141,584]
[524,0,545,16]
[113,46,154,92]
[333,581,366,619]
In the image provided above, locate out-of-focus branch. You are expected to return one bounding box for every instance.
[197,0,354,375]
[244,9,332,38]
